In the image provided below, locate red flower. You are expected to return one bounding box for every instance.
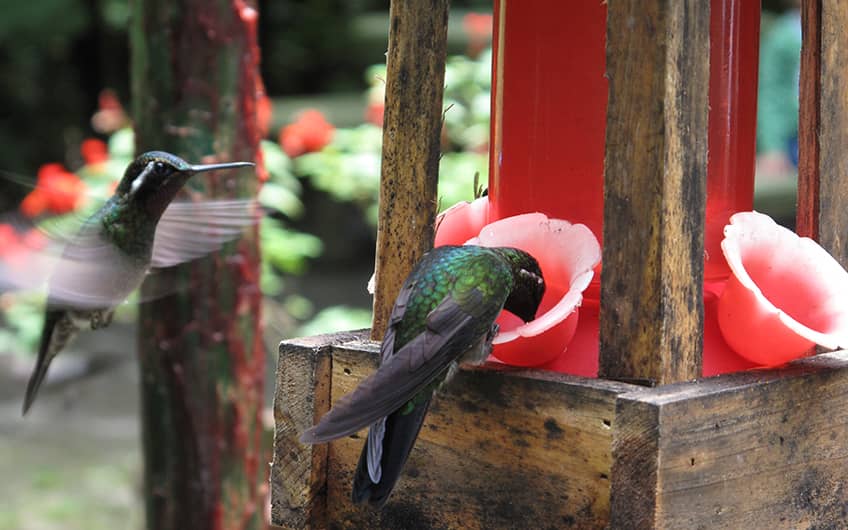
[462,13,493,58]
[0,224,43,268]
[81,138,109,166]
[19,164,86,217]
[364,101,385,127]
[278,109,334,157]
[91,89,129,134]
[19,190,48,218]
[0,224,18,255]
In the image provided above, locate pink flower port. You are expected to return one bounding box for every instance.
[435,197,601,367]
[718,211,848,366]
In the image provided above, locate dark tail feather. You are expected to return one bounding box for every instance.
[22,310,63,415]
[352,399,432,507]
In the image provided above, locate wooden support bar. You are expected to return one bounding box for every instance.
[796,0,821,240]
[271,333,637,529]
[270,331,361,529]
[609,352,848,528]
[600,0,709,385]
[371,0,450,340]
[797,1,848,267]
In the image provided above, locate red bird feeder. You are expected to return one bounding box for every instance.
[438,0,761,376]
[273,2,848,528]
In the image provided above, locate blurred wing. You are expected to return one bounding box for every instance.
[300,289,484,444]
[151,199,260,268]
[0,213,143,308]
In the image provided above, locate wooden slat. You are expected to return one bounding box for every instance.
[609,352,848,528]
[318,341,637,529]
[600,0,709,385]
[270,331,364,529]
[798,1,848,266]
[796,0,821,240]
[371,0,449,341]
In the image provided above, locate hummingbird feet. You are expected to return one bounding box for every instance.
[483,323,499,356]
[89,310,114,330]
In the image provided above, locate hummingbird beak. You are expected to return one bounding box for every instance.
[188,161,255,175]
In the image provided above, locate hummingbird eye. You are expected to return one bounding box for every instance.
[154,161,166,174]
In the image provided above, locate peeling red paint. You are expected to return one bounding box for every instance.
[136,2,267,530]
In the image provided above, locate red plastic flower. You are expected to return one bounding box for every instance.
[81,138,109,166]
[718,211,848,366]
[435,198,602,367]
[20,163,86,217]
[278,109,334,157]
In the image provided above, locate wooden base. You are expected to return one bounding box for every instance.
[271,331,848,529]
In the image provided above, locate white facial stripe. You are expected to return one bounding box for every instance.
[130,162,156,195]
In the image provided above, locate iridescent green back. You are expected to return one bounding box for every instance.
[392,245,515,352]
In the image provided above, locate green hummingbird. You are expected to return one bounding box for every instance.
[300,244,545,507]
[13,151,255,414]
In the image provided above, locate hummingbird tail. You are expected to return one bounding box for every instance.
[351,400,432,508]
[22,310,70,415]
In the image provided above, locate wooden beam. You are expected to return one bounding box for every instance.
[609,352,848,528]
[797,1,848,268]
[272,334,637,528]
[600,0,709,385]
[796,0,821,240]
[270,331,361,529]
[371,0,450,340]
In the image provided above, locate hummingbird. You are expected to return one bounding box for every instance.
[300,244,545,507]
[12,151,255,414]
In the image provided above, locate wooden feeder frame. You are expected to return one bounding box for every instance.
[271,2,848,528]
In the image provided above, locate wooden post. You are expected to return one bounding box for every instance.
[797,1,848,267]
[370,0,450,341]
[796,0,821,241]
[599,0,709,386]
[609,352,848,528]
[131,2,265,529]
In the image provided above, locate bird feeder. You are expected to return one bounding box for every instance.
[272,1,848,528]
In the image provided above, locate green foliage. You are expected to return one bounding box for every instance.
[296,305,373,337]
[0,292,44,357]
[295,47,493,228]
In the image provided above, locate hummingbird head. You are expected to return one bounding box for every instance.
[116,151,254,218]
[493,247,546,323]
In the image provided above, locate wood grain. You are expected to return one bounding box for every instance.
[796,0,821,240]
[271,331,365,529]
[285,338,637,529]
[609,351,848,529]
[600,0,709,385]
[801,2,848,266]
[371,0,449,341]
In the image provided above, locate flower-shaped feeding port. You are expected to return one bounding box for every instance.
[718,211,848,366]
[435,198,601,366]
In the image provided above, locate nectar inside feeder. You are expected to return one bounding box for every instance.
[718,211,848,366]
[436,207,601,367]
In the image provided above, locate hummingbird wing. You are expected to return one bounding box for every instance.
[150,199,260,268]
[299,287,486,444]
[0,214,144,308]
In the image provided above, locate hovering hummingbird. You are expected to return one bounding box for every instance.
[7,151,256,414]
[300,244,545,507]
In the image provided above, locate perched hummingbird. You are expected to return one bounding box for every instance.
[12,151,255,414]
[300,244,545,507]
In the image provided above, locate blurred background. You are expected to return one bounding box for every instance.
[0,1,801,529]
